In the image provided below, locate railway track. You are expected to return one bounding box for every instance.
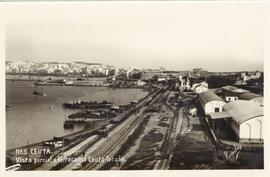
[156,91,179,169]
[81,88,166,170]
[81,111,146,170]
[39,90,162,170]
[34,123,112,170]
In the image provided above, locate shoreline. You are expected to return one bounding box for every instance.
[6,120,106,153]
[6,89,155,169]
[6,75,148,89]
[6,83,151,153]
[6,80,147,89]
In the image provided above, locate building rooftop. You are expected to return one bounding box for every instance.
[239,92,262,100]
[222,85,250,93]
[223,100,263,124]
[198,90,224,105]
[222,85,238,91]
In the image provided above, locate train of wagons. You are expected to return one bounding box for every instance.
[95,87,165,137]
[70,87,164,139]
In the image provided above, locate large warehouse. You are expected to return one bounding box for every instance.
[218,85,250,102]
[198,91,226,115]
[239,92,264,107]
[223,100,263,143]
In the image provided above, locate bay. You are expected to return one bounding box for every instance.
[6,80,148,150]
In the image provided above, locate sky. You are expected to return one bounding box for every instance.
[4,2,264,72]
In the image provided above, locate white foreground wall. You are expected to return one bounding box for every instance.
[204,100,226,115]
[239,116,263,142]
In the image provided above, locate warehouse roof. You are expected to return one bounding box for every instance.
[222,85,238,91]
[239,92,262,100]
[222,85,250,93]
[194,82,208,88]
[223,100,263,124]
[199,90,224,105]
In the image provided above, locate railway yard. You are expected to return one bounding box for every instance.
[6,86,263,170]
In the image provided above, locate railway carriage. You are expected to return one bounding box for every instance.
[97,126,108,138]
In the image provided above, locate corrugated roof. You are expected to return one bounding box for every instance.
[199,90,224,105]
[222,85,238,91]
[194,84,208,88]
[223,100,263,124]
[233,88,250,93]
[239,92,262,100]
[222,85,249,93]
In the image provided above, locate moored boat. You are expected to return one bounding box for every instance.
[6,105,11,111]
[63,100,113,109]
[33,90,46,96]
[33,85,46,96]
[63,121,74,129]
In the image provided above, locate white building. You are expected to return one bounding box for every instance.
[224,93,239,102]
[198,91,226,115]
[239,93,264,107]
[178,76,191,91]
[158,78,167,82]
[223,100,263,142]
[137,80,147,86]
[193,81,208,94]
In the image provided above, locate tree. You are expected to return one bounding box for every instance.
[129,72,142,80]
[116,73,127,80]
[207,75,238,88]
[151,75,159,83]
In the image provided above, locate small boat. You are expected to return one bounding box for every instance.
[43,138,64,148]
[33,90,46,96]
[63,100,113,109]
[131,100,139,104]
[42,141,55,147]
[34,81,46,85]
[6,105,11,111]
[64,121,74,129]
[33,84,46,96]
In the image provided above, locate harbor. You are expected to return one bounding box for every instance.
[4,2,266,174]
[6,82,158,170]
[6,79,264,170]
[6,80,149,150]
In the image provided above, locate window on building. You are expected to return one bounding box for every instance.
[214,107,220,112]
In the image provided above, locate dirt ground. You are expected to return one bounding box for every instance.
[107,91,264,170]
[119,103,173,170]
[170,108,215,169]
[109,91,181,170]
[170,105,263,169]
